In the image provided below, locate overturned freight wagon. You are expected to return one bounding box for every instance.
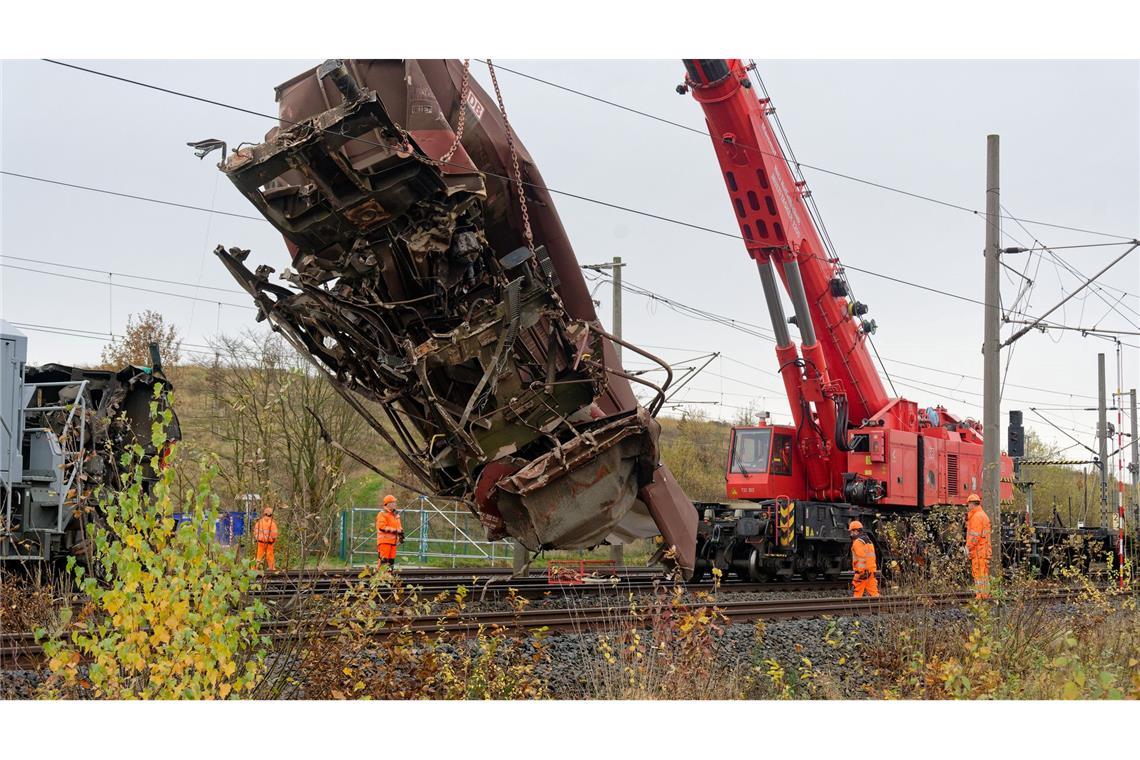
[1,322,181,562]
[209,59,697,571]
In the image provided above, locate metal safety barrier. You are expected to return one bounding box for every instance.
[339,496,514,568]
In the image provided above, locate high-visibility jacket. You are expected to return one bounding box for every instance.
[966,505,992,559]
[253,516,278,544]
[376,508,402,546]
[851,534,877,576]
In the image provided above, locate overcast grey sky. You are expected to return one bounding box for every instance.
[2,59,1137,455]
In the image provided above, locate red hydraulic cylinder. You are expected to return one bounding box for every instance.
[755,232,833,497]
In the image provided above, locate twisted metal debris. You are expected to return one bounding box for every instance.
[211,59,696,571]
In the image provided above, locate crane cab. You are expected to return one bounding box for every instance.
[724,424,804,501]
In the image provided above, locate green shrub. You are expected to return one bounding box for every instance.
[38,392,269,699]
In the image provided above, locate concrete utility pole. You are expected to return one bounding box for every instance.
[1131,389,1139,538]
[581,256,628,566]
[612,255,623,364]
[610,255,625,567]
[1098,353,1109,528]
[982,134,1002,561]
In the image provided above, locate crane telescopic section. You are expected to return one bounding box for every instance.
[682,59,889,425]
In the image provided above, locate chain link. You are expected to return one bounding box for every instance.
[438,59,471,165]
[394,124,416,155]
[486,59,536,253]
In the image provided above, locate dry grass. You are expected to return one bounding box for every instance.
[579,573,740,699]
[290,568,548,700]
[0,568,72,638]
[863,580,1140,699]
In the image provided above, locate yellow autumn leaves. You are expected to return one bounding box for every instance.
[37,395,269,699]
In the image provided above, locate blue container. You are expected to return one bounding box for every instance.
[215,511,246,545]
[174,511,246,544]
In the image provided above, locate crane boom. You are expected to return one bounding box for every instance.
[682,59,890,424]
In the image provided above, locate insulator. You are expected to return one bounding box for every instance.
[859,319,877,335]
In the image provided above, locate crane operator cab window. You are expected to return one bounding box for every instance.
[770,432,793,476]
[730,428,794,476]
[730,428,771,474]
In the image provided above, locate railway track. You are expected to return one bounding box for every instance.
[273,585,1100,637]
[2,567,848,659]
[267,565,662,584]
[252,566,851,602]
[3,584,1119,668]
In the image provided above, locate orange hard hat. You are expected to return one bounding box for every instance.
[383,494,397,506]
[967,493,981,504]
[848,520,863,531]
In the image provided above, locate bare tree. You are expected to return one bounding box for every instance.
[186,331,375,567]
[733,401,761,428]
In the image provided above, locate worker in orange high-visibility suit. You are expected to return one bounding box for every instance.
[849,520,879,598]
[376,494,404,570]
[253,506,279,571]
[965,493,992,599]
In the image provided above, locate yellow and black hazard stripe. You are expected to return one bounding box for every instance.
[777,501,795,548]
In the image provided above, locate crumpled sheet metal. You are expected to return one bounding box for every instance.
[214,59,696,573]
[492,408,657,549]
[22,362,180,545]
[27,363,181,463]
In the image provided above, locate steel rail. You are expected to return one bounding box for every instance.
[307,586,1097,635]
[249,577,852,602]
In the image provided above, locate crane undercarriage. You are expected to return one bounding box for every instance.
[692,498,1117,583]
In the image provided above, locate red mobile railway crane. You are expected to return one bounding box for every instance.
[679,59,1012,581]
